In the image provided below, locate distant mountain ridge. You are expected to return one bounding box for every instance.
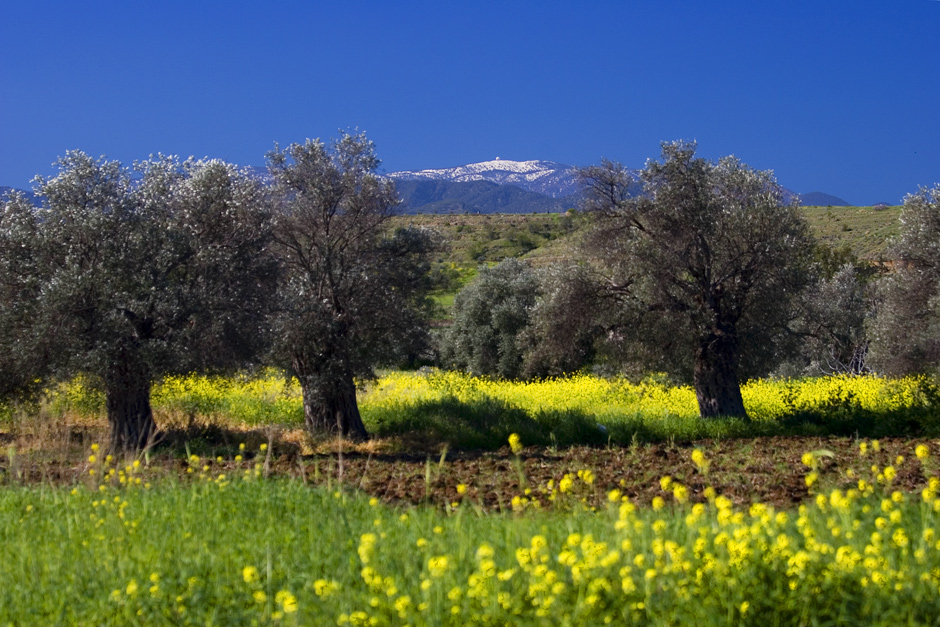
[3,158,856,214]
[388,158,804,214]
[393,179,573,214]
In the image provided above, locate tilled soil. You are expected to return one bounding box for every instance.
[2,429,935,513]
[271,435,935,512]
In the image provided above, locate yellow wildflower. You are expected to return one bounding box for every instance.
[242,566,259,584]
[672,483,689,503]
[275,589,298,613]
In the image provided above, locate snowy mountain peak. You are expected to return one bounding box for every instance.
[389,159,581,198]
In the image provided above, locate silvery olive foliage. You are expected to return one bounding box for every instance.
[266,132,435,439]
[0,151,278,451]
[870,185,940,375]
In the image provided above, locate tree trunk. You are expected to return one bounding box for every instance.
[299,370,369,441]
[692,333,748,418]
[105,355,158,453]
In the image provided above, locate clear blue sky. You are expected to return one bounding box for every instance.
[2,1,937,205]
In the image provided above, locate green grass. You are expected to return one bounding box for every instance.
[5,368,940,624]
[395,207,902,272]
[1,460,939,626]
[392,208,903,322]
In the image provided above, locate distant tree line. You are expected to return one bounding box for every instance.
[3,136,939,451]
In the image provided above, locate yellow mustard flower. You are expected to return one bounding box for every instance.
[242,566,259,584]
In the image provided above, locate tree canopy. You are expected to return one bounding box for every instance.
[0,152,278,451]
[266,132,435,439]
[577,141,817,417]
[441,258,540,379]
[870,185,940,375]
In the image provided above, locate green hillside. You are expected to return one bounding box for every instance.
[391,206,903,320]
[801,205,902,261]
[394,205,902,268]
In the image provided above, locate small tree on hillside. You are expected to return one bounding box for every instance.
[870,185,940,374]
[0,152,278,451]
[578,142,816,418]
[267,133,434,440]
[441,258,539,379]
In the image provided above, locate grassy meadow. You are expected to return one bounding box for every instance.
[394,206,902,321]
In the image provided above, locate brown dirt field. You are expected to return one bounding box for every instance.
[2,422,935,513]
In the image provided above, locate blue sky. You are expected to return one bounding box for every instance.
[1,1,937,205]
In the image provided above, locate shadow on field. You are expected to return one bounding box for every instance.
[776,405,940,438]
[772,377,940,439]
[157,423,304,459]
[368,395,611,450]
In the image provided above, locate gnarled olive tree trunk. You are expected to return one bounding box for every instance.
[692,332,748,418]
[105,352,158,452]
[293,353,368,441]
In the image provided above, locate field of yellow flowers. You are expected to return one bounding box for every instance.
[360,370,940,446]
[28,369,940,448]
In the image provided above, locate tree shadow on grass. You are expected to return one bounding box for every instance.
[155,423,303,460]
[775,406,940,439]
[368,395,612,450]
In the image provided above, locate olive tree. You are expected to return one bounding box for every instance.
[0,192,47,399]
[518,262,604,379]
[782,262,875,376]
[870,185,940,374]
[578,142,816,418]
[266,133,434,440]
[0,152,278,451]
[440,258,540,379]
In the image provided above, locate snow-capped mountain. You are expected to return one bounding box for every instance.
[389,159,581,199]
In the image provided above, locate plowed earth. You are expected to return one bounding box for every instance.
[5,427,930,513]
[275,436,933,512]
[1,423,934,513]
